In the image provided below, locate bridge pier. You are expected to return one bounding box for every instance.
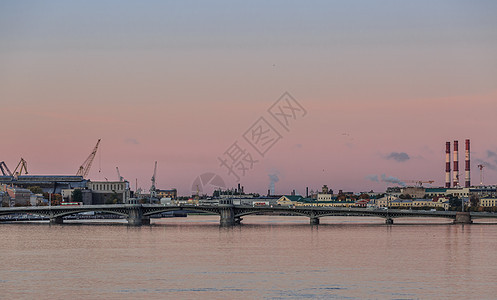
[454,212,472,224]
[219,206,235,226]
[50,216,63,224]
[385,218,394,225]
[141,216,150,225]
[127,207,144,226]
[310,217,320,225]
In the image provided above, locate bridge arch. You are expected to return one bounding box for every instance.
[51,209,129,219]
[142,207,221,217]
[234,208,311,219]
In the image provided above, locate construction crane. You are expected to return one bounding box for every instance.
[401,180,435,187]
[0,161,12,177]
[13,158,28,178]
[150,161,157,201]
[478,164,485,185]
[116,167,123,182]
[76,139,101,178]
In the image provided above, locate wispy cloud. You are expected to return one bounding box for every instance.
[366,174,379,182]
[381,174,406,186]
[475,158,497,171]
[475,149,497,172]
[385,152,410,162]
[125,138,139,145]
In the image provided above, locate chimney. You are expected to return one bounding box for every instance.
[237,183,241,193]
[465,139,470,188]
[268,189,270,196]
[445,142,451,188]
[306,187,309,198]
[453,140,459,187]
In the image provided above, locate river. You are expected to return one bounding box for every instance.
[1,215,497,299]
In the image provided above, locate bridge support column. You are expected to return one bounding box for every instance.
[50,216,63,224]
[310,217,320,225]
[454,212,472,224]
[127,207,144,226]
[141,216,150,225]
[219,206,235,226]
[385,218,394,225]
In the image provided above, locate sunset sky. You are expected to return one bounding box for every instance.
[1,1,496,196]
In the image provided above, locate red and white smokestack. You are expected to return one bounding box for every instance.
[453,140,459,187]
[445,142,451,188]
[465,139,470,188]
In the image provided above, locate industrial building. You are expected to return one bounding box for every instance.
[86,180,130,204]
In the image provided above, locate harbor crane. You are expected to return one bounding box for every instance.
[116,167,124,182]
[150,161,157,201]
[76,139,101,178]
[0,161,12,177]
[13,158,28,178]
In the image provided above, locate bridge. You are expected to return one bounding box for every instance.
[0,203,494,226]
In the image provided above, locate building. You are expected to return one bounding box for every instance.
[277,195,303,206]
[157,189,177,199]
[479,198,497,207]
[317,193,333,201]
[87,180,130,204]
[0,175,87,194]
[377,195,399,208]
[425,188,448,198]
[401,187,426,199]
[376,196,449,210]
[61,188,93,205]
[445,187,470,198]
[5,187,32,206]
[296,198,356,207]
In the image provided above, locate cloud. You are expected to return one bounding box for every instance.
[475,150,497,172]
[268,173,280,184]
[125,138,139,145]
[475,158,497,171]
[381,174,406,186]
[366,174,379,182]
[385,152,410,162]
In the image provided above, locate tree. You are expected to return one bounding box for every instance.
[470,195,480,208]
[28,186,43,194]
[43,193,62,206]
[72,189,83,203]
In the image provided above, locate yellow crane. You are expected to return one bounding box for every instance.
[13,158,28,178]
[76,139,101,178]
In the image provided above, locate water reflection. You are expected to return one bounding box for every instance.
[1,216,496,298]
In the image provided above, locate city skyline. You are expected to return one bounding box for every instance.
[1,1,496,195]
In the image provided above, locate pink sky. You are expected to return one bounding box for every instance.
[1,1,496,195]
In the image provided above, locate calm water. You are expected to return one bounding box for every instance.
[1,215,497,299]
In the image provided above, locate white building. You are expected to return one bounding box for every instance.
[87,181,130,204]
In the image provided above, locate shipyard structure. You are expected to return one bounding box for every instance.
[0,175,130,206]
